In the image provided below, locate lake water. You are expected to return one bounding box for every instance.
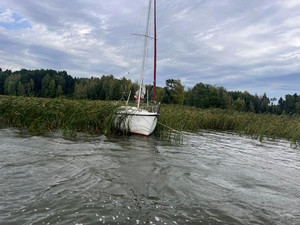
[0,128,299,225]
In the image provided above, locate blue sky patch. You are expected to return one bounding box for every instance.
[0,9,31,30]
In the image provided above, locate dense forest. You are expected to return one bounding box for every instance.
[0,68,299,115]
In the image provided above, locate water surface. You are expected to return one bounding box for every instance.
[0,128,299,224]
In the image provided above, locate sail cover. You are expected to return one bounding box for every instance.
[135,84,146,101]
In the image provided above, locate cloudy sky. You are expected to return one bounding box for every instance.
[1,0,300,99]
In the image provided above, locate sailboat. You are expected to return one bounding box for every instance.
[116,0,160,136]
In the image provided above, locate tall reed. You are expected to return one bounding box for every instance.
[0,96,119,135]
[159,104,300,145]
[1,96,300,144]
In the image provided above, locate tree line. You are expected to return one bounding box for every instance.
[0,68,299,115]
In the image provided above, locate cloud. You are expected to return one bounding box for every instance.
[0,9,31,30]
[0,0,132,77]
[277,0,300,8]
[0,0,300,99]
[0,9,14,23]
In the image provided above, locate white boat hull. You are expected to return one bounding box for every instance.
[116,106,159,136]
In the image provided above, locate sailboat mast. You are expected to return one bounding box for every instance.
[153,0,157,103]
[137,0,152,108]
[153,0,157,102]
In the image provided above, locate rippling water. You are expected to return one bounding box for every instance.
[0,128,299,225]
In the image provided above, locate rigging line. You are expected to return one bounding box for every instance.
[144,11,154,87]
[199,144,300,189]
[125,0,146,75]
[137,0,152,108]
[144,28,152,85]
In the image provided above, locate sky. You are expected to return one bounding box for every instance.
[1,0,300,99]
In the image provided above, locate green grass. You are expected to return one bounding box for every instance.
[1,96,300,145]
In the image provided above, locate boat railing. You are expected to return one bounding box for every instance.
[117,100,160,113]
[140,102,160,114]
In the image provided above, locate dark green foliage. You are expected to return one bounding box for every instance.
[0,72,8,95]
[162,79,185,104]
[73,75,138,101]
[0,69,75,98]
[0,69,136,101]
[233,98,246,111]
[1,68,300,115]
[185,83,231,109]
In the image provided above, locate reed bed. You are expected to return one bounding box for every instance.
[158,105,300,145]
[0,95,119,135]
[1,96,300,144]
